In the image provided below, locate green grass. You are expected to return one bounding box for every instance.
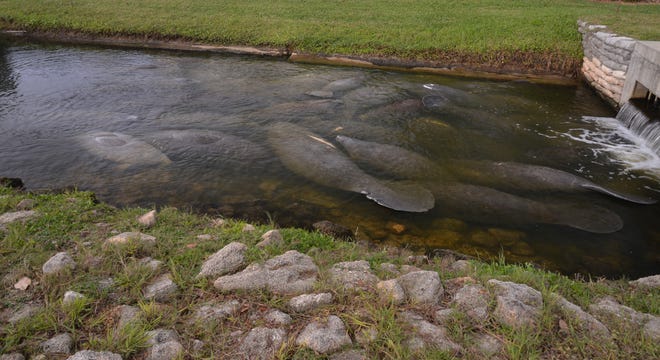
[1,185,659,358]
[0,1,658,64]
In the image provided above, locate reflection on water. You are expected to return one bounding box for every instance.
[0,42,658,277]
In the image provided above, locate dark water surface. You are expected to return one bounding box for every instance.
[1,42,658,277]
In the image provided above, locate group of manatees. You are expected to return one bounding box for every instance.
[76,77,656,235]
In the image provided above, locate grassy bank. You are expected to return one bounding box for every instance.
[0,1,658,72]
[1,186,658,359]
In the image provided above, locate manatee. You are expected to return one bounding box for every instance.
[425,183,623,234]
[145,129,269,164]
[78,131,171,167]
[447,160,657,205]
[335,135,625,233]
[267,122,434,212]
[321,77,365,92]
[335,135,450,180]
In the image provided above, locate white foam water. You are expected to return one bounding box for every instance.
[562,115,660,181]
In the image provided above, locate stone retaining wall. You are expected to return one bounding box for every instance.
[578,20,637,106]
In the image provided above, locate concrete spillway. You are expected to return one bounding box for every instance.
[621,41,660,105]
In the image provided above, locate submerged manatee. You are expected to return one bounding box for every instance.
[425,183,623,234]
[78,131,171,167]
[267,122,434,212]
[145,129,269,164]
[336,135,450,180]
[448,160,657,205]
[335,135,624,233]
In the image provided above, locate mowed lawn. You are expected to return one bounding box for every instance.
[0,1,658,60]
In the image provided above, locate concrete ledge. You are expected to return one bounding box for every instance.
[621,41,660,105]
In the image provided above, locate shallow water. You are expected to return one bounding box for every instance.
[1,41,658,277]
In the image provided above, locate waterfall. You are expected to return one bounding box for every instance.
[616,100,660,156]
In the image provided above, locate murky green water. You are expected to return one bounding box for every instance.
[1,41,658,277]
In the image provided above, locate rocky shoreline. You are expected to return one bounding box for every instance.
[1,185,659,359]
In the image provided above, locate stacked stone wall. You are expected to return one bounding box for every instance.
[578,21,636,106]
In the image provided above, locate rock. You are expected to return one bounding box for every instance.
[211,218,227,227]
[356,327,378,346]
[0,177,24,189]
[16,199,35,210]
[0,354,25,360]
[450,260,472,274]
[328,260,379,290]
[589,298,659,341]
[66,351,122,360]
[242,224,256,232]
[550,294,609,338]
[376,279,406,305]
[296,315,352,354]
[257,229,283,248]
[214,250,318,295]
[452,284,489,322]
[115,304,141,329]
[98,278,114,290]
[313,220,353,239]
[289,293,333,312]
[146,328,179,345]
[138,257,162,271]
[144,274,178,302]
[146,341,183,360]
[196,234,214,241]
[399,311,462,354]
[306,90,334,98]
[192,339,205,353]
[629,275,660,289]
[329,350,367,360]
[264,309,292,326]
[396,270,443,305]
[399,265,421,274]
[387,222,406,234]
[13,276,31,291]
[239,327,287,360]
[407,255,428,265]
[7,304,41,324]
[63,291,85,305]
[378,263,400,276]
[105,232,156,246]
[0,210,37,226]
[197,242,247,278]
[137,210,157,228]
[192,300,240,322]
[40,332,73,354]
[488,279,542,328]
[472,332,502,357]
[433,308,457,325]
[42,252,76,275]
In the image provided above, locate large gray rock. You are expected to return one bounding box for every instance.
[472,332,502,357]
[328,260,379,290]
[0,210,37,226]
[295,315,352,354]
[589,298,659,341]
[214,250,318,295]
[192,300,240,322]
[550,294,610,338]
[146,329,179,346]
[66,351,122,360]
[488,279,542,328]
[452,284,489,322]
[329,350,367,360]
[397,270,443,305]
[115,305,141,329]
[629,275,660,289]
[239,327,287,360]
[197,242,247,278]
[137,210,157,228]
[376,279,406,305]
[63,291,85,305]
[399,311,462,354]
[105,232,156,246]
[42,252,76,275]
[40,333,73,354]
[257,229,283,248]
[264,310,292,326]
[0,354,25,360]
[6,304,41,324]
[146,341,183,360]
[143,274,178,302]
[289,293,333,312]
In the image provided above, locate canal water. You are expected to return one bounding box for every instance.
[1,41,658,277]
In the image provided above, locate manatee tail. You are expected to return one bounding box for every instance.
[581,183,657,205]
[546,202,623,234]
[359,180,435,213]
